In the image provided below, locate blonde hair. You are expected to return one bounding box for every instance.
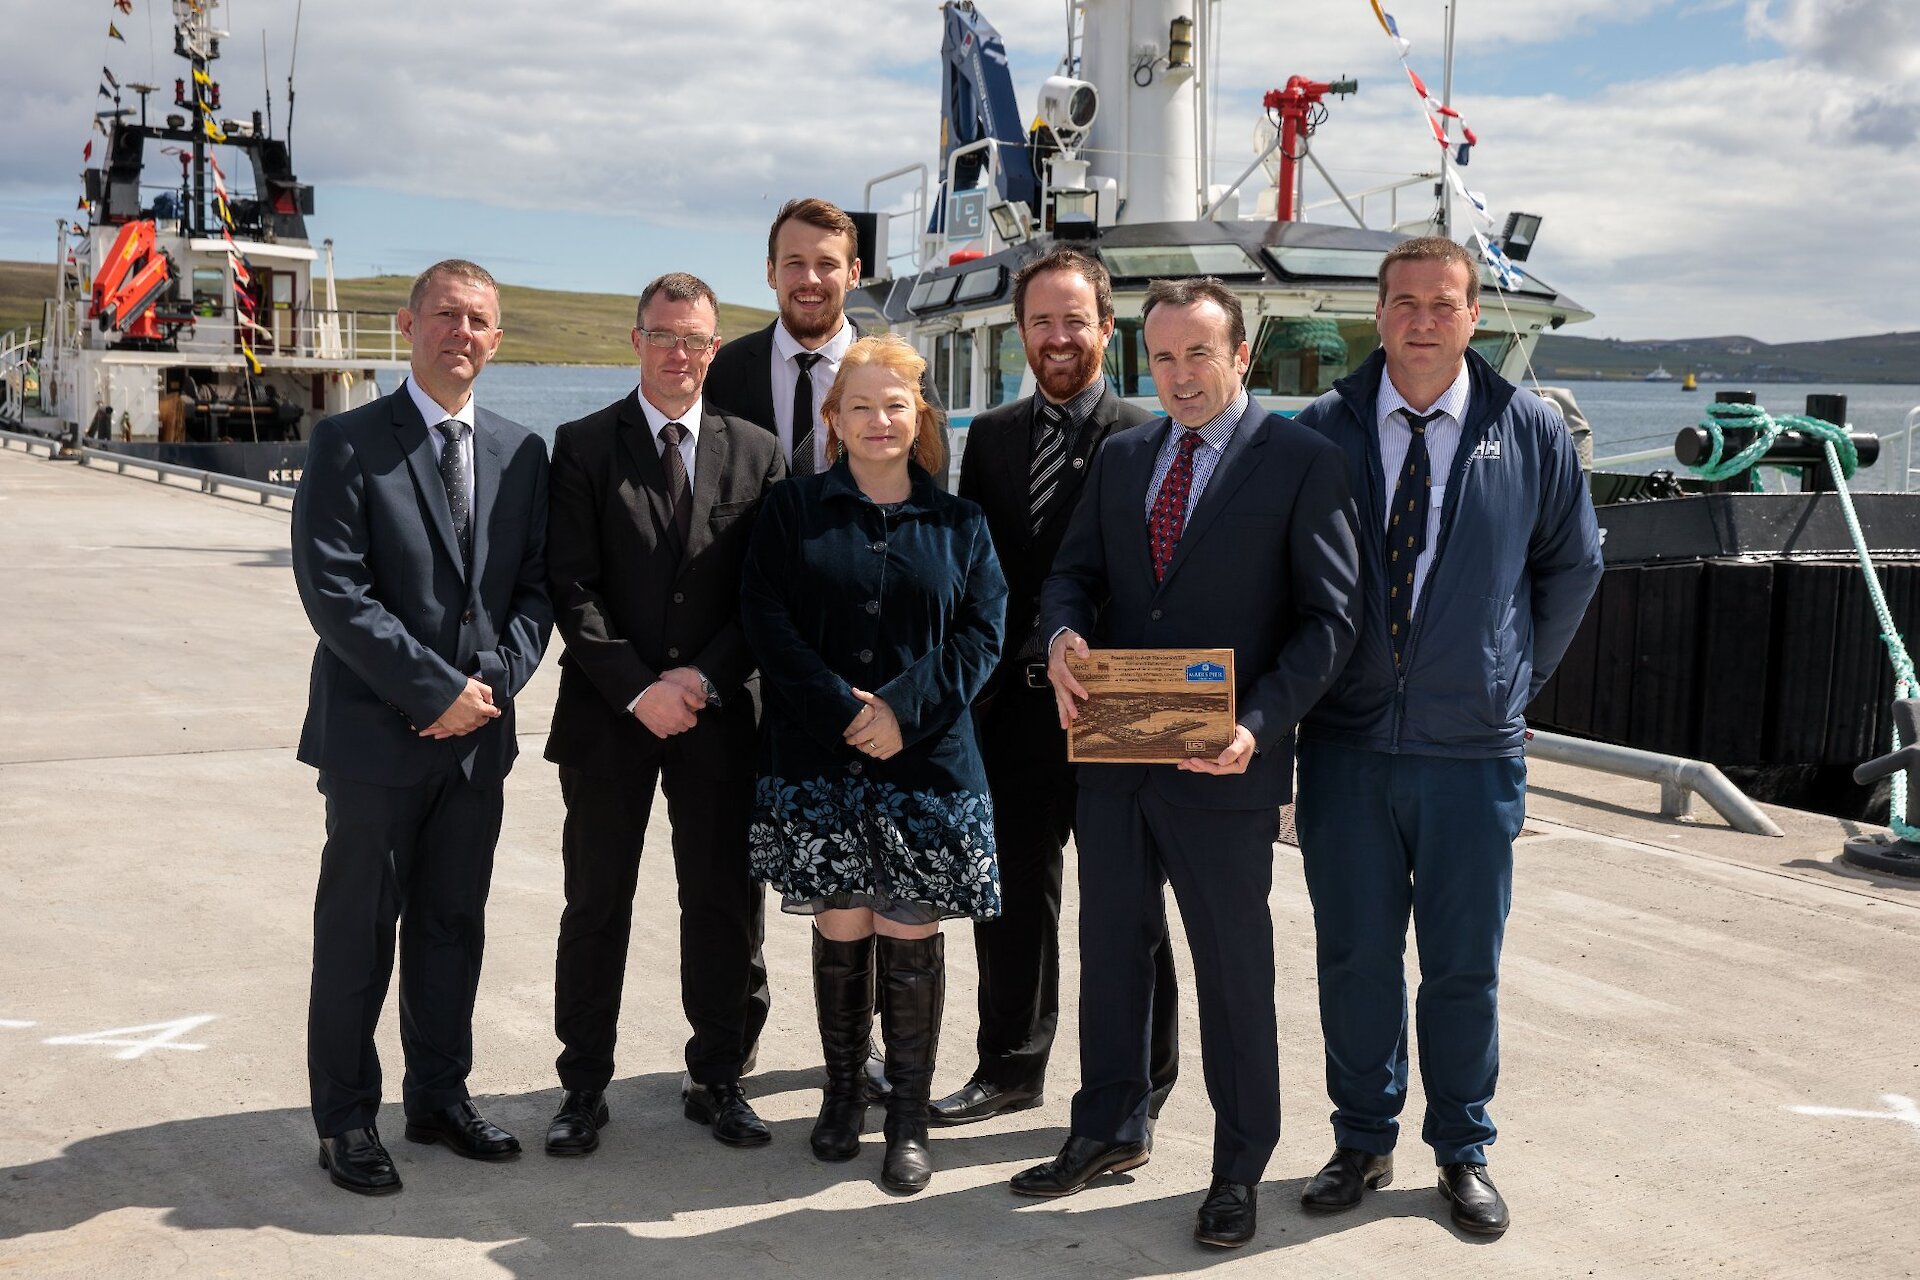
[821,334,947,475]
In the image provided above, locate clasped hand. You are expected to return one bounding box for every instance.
[842,689,902,760]
[420,677,500,739]
[633,667,709,739]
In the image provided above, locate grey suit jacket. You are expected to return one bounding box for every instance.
[291,382,553,787]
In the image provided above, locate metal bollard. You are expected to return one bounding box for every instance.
[1843,699,1920,877]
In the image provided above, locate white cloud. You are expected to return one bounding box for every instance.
[3,0,1914,342]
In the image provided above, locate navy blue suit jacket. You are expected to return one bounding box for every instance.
[1039,396,1362,809]
[291,383,554,787]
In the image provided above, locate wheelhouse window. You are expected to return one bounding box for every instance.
[1246,316,1376,398]
[1100,243,1264,280]
[986,323,1024,408]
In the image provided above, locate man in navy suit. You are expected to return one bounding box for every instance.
[292,259,553,1195]
[1011,278,1362,1249]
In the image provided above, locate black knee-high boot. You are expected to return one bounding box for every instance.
[877,932,945,1194]
[810,931,874,1162]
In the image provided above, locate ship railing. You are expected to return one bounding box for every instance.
[1301,172,1438,233]
[1906,407,1920,494]
[63,307,405,363]
[864,162,931,277]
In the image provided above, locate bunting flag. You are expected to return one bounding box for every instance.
[192,68,210,86]
[98,83,113,99]
[114,0,132,11]
[83,140,93,161]
[102,66,119,90]
[78,196,90,211]
[203,115,226,143]
[209,157,265,373]
[1472,231,1523,291]
[1368,1,1478,164]
[108,22,125,41]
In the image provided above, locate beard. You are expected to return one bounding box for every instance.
[779,293,845,344]
[1032,342,1105,403]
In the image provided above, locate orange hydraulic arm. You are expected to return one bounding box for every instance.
[90,219,178,339]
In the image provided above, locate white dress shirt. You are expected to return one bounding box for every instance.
[406,377,475,512]
[1376,362,1471,616]
[635,388,702,488]
[770,318,855,472]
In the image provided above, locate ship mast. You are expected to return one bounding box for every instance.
[173,0,223,238]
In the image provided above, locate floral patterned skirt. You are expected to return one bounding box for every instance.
[748,774,1002,922]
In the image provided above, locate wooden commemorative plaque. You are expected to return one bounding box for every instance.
[1065,648,1236,763]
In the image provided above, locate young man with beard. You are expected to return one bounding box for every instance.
[934,248,1181,1129]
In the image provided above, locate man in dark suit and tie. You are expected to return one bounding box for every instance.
[935,247,1180,1127]
[292,258,553,1195]
[542,272,786,1155]
[1011,278,1362,1249]
[705,197,862,478]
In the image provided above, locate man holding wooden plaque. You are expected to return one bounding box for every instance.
[1008,278,1361,1250]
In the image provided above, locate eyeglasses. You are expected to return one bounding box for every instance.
[638,329,718,353]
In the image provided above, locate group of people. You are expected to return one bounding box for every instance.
[288,195,1603,1251]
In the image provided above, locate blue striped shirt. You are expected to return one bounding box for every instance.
[1142,389,1249,529]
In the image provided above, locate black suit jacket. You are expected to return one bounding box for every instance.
[543,390,786,781]
[707,319,949,488]
[1039,397,1363,809]
[959,384,1154,701]
[291,384,553,787]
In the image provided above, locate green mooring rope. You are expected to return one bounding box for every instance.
[1682,401,1919,838]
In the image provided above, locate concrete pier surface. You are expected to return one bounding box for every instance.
[3,443,1918,1279]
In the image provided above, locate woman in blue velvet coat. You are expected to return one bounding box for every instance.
[741,334,1006,1196]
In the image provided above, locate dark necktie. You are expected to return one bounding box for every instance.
[437,419,471,571]
[1388,408,1443,666]
[791,351,822,475]
[659,420,692,549]
[1147,428,1204,584]
[1029,401,1069,536]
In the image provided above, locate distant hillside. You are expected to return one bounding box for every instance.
[1534,331,1920,384]
[0,261,773,365]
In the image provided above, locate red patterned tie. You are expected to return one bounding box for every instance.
[1148,428,1204,584]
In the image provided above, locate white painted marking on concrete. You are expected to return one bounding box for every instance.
[1786,1093,1920,1135]
[0,1019,36,1029]
[42,1015,216,1060]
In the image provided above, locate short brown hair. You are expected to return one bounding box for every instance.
[635,272,719,328]
[1377,235,1480,307]
[822,334,947,476]
[409,259,498,315]
[1141,277,1247,351]
[767,197,859,267]
[1012,247,1114,326]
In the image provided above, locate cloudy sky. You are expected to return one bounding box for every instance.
[5,0,1915,342]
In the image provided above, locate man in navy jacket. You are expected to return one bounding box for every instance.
[1291,236,1602,1237]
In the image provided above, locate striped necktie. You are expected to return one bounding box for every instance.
[1387,408,1443,666]
[1029,401,1069,535]
[791,352,822,475]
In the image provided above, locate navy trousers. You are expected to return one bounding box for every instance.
[1295,740,1524,1166]
[308,763,503,1137]
[1071,785,1279,1186]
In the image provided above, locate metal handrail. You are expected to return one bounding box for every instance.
[0,427,63,457]
[75,445,294,504]
[864,162,931,275]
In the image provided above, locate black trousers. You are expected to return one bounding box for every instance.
[307,763,503,1138]
[553,763,768,1090]
[971,688,1180,1103]
[1070,786,1280,1186]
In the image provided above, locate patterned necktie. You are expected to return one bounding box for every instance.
[1029,401,1069,536]
[1147,428,1204,584]
[791,351,822,475]
[1388,408,1443,665]
[437,420,471,571]
[659,421,693,548]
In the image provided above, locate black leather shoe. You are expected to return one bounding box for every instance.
[1439,1163,1510,1237]
[317,1127,401,1195]
[1301,1146,1394,1211]
[544,1090,609,1157]
[683,1082,772,1147]
[929,1077,1043,1126]
[1009,1135,1150,1198]
[1194,1176,1258,1248]
[863,1042,893,1103]
[403,1101,521,1161]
